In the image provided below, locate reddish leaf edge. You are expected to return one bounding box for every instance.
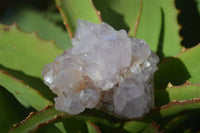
[123,98,200,132]
[0,70,53,106]
[164,109,200,132]
[9,106,68,133]
[128,0,143,37]
[89,0,102,22]
[165,114,183,129]
[9,96,200,132]
[55,3,74,38]
[125,97,200,124]
[155,81,200,90]
[145,122,164,133]
[158,97,200,110]
[86,120,102,133]
[176,43,200,57]
[55,0,102,38]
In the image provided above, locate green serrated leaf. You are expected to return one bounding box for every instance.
[123,99,200,133]
[0,70,53,110]
[109,0,141,35]
[0,23,63,79]
[136,0,181,57]
[155,83,200,106]
[54,123,67,133]
[98,0,181,57]
[86,121,101,133]
[9,106,68,133]
[55,0,102,37]
[0,64,55,102]
[178,44,200,83]
[157,0,181,57]
[10,106,127,133]
[61,109,126,133]
[154,57,190,89]
[93,0,140,31]
[164,110,198,133]
[155,44,200,89]
[0,7,72,49]
[0,87,30,133]
[133,0,162,50]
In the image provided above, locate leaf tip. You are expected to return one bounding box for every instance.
[86,120,102,133]
[89,0,102,23]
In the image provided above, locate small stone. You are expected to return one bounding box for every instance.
[42,19,159,119]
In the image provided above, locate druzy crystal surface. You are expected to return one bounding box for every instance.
[42,19,159,119]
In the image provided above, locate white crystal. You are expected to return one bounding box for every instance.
[114,77,145,112]
[79,88,100,108]
[42,19,159,119]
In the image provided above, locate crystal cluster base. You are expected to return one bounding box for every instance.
[42,19,159,119]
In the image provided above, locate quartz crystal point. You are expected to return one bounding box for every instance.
[42,19,159,119]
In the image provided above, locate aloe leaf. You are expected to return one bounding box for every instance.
[62,109,125,133]
[0,23,63,79]
[9,106,68,133]
[136,0,181,57]
[93,0,140,31]
[178,44,200,83]
[165,115,187,133]
[86,121,102,133]
[54,123,67,133]
[155,44,200,89]
[10,106,126,133]
[55,0,102,37]
[0,7,72,49]
[0,70,53,110]
[132,0,162,51]
[0,64,55,102]
[15,108,125,133]
[109,0,142,35]
[154,57,190,89]
[155,83,200,106]
[0,69,64,132]
[164,110,199,133]
[123,99,200,133]
[157,0,181,57]
[98,0,181,57]
[0,87,30,133]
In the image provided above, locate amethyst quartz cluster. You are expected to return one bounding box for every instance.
[42,19,159,119]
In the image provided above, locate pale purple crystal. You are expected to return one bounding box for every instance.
[42,19,159,119]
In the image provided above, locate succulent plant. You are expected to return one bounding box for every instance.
[0,0,199,133]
